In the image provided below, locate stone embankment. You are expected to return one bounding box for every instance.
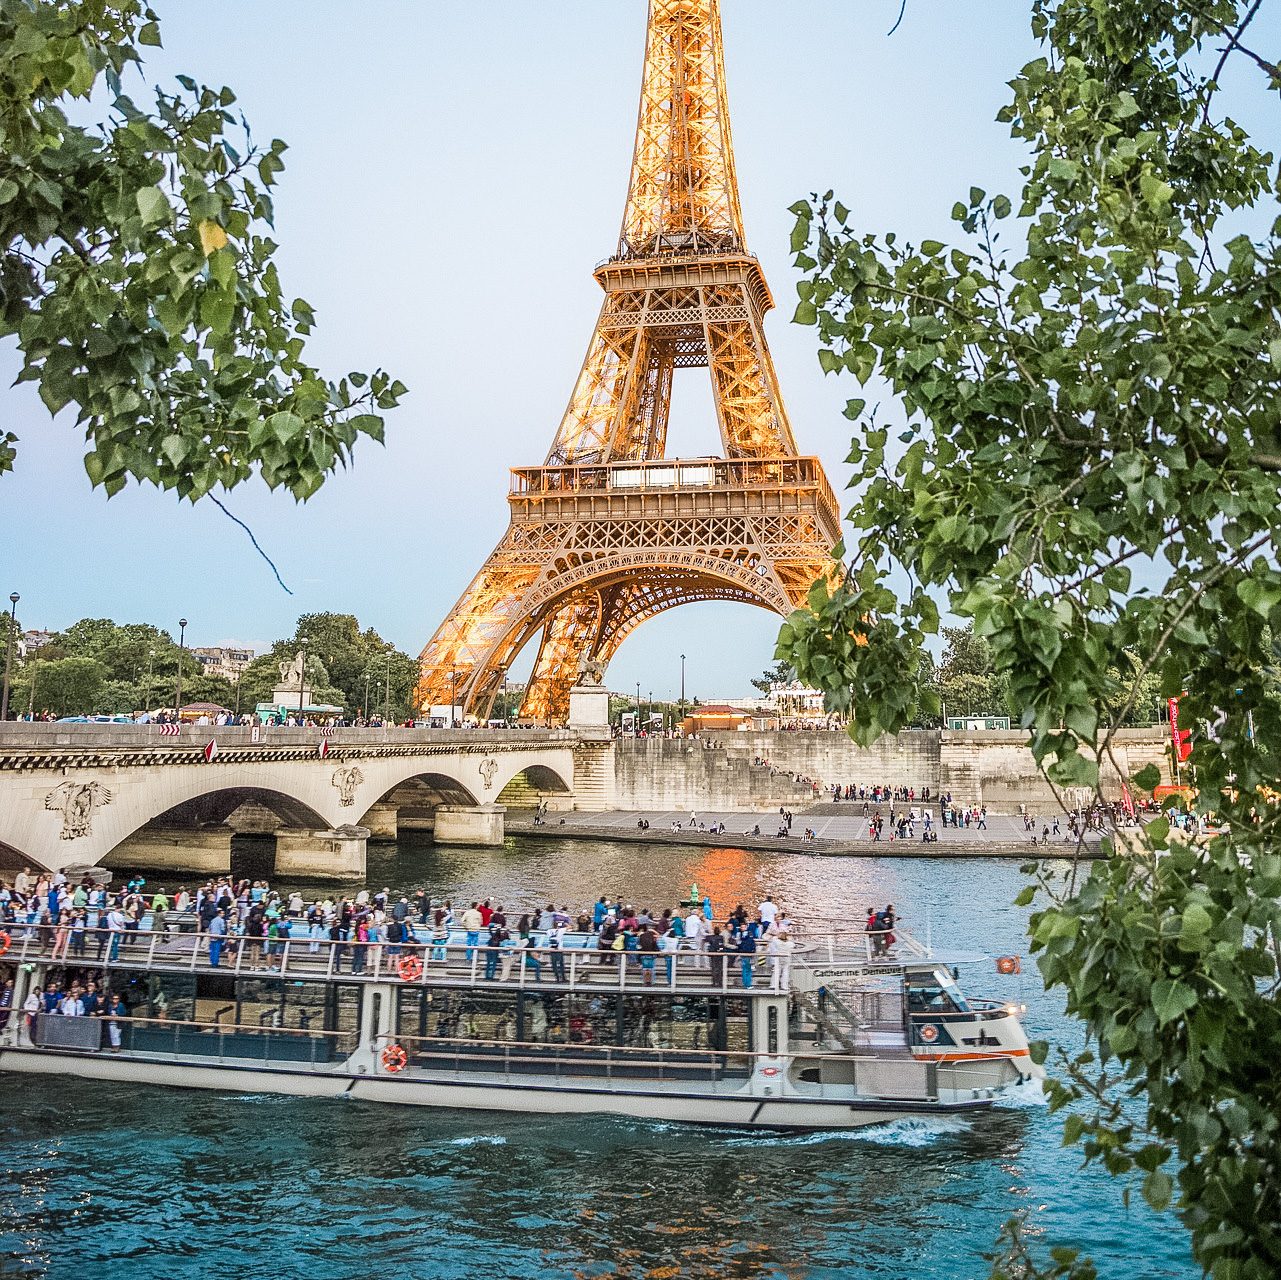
[607,728,1168,813]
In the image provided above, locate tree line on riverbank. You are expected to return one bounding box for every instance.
[3,612,419,721]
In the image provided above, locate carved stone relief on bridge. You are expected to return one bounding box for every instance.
[44,781,113,840]
[331,765,365,807]
[479,758,498,791]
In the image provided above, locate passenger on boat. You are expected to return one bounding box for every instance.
[706,927,727,985]
[461,903,483,960]
[767,931,794,991]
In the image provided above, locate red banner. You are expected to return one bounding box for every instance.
[1169,696,1192,762]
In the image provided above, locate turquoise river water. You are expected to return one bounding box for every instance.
[1,834,1192,1279]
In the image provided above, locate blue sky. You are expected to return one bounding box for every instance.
[2,1,1045,700]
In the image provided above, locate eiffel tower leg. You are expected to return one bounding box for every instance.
[519,594,604,725]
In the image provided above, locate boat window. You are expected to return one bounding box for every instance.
[398,987,522,1044]
[906,972,970,1015]
[620,994,716,1051]
[935,969,971,1013]
[143,972,196,1022]
[768,1005,779,1055]
[324,984,362,1035]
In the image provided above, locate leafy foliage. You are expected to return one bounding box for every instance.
[750,661,796,695]
[987,1215,1097,1280]
[237,613,418,720]
[779,0,1281,1273]
[0,0,405,500]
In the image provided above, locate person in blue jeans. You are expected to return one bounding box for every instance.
[484,926,506,980]
[208,911,227,967]
[737,931,757,988]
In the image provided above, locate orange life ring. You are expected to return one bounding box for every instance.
[997,955,1021,975]
[919,1024,939,1043]
[0,931,10,957]
[381,1043,408,1073]
[397,954,424,982]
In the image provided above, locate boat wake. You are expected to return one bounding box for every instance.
[999,1078,1049,1109]
[448,1134,508,1147]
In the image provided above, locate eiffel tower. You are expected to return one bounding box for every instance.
[417,0,840,725]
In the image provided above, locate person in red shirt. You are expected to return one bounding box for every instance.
[478,900,493,927]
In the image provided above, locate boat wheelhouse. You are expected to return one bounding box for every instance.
[0,918,1040,1129]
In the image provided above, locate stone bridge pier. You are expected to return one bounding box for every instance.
[0,726,585,881]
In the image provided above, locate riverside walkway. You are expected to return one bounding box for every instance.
[508,810,1108,858]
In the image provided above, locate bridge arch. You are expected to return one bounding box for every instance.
[0,837,48,875]
[454,553,791,722]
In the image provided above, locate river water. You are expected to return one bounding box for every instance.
[1,835,1195,1279]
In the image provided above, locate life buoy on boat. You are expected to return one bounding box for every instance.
[919,1024,939,1043]
[381,1043,408,1073]
[996,955,1021,975]
[0,930,9,957]
[397,954,424,982]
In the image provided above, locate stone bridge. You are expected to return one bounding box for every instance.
[0,724,612,881]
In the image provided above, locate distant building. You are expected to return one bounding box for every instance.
[767,680,828,721]
[192,646,255,681]
[679,703,755,734]
[22,629,53,652]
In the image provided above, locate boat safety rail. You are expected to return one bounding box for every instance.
[370,1031,1028,1099]
[373,1029,756,1083]
[23,1011,359,1065]
[1,925,802,996]
[781,916,932,964]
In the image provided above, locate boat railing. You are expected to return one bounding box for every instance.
[1,925,798,997]
[785,919,932,966]
[369,1031,1019,1103]
[25,1011,359,1065]
[11,1007,1017,1100]
[376,1029,755,1086]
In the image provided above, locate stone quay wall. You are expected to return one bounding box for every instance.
[612,728,1169,813]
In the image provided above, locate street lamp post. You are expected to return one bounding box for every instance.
[450,667,459,729]
[1,592,19,722]
[679,653,686,726]
[145,647,155,711]
[298,638,308,719]
[384,649,391,724]
[27,665,37,720]
[364,670,371,722]
[635,681,641,737]
[175,618,188,716]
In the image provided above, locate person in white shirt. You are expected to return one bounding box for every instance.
[767,931,795,992]
[660,927,681,984]
[59,989,86,1017]
[758,896,778,929]
[684,910,706,968]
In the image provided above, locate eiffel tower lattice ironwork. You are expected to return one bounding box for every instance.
[416,0,840,725]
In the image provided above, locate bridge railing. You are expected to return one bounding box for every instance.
[0,723,576,749]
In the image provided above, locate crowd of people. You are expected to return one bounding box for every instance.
[0,866,899,1004]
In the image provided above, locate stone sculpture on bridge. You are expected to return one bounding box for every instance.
[330,765,365,807]
[279,652,305,687]
[44,781,113,840]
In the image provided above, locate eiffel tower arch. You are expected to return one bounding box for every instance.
[417,0,840,725]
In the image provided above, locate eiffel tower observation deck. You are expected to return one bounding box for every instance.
[417,0,841,726]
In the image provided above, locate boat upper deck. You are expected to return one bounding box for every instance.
[1,921,964,997]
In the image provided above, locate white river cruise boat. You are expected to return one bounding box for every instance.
[0,916,1041,1130]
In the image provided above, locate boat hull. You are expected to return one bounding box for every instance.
[0,1047,992,1131]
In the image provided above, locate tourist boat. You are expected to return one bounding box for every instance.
[0,918,1041,1129]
